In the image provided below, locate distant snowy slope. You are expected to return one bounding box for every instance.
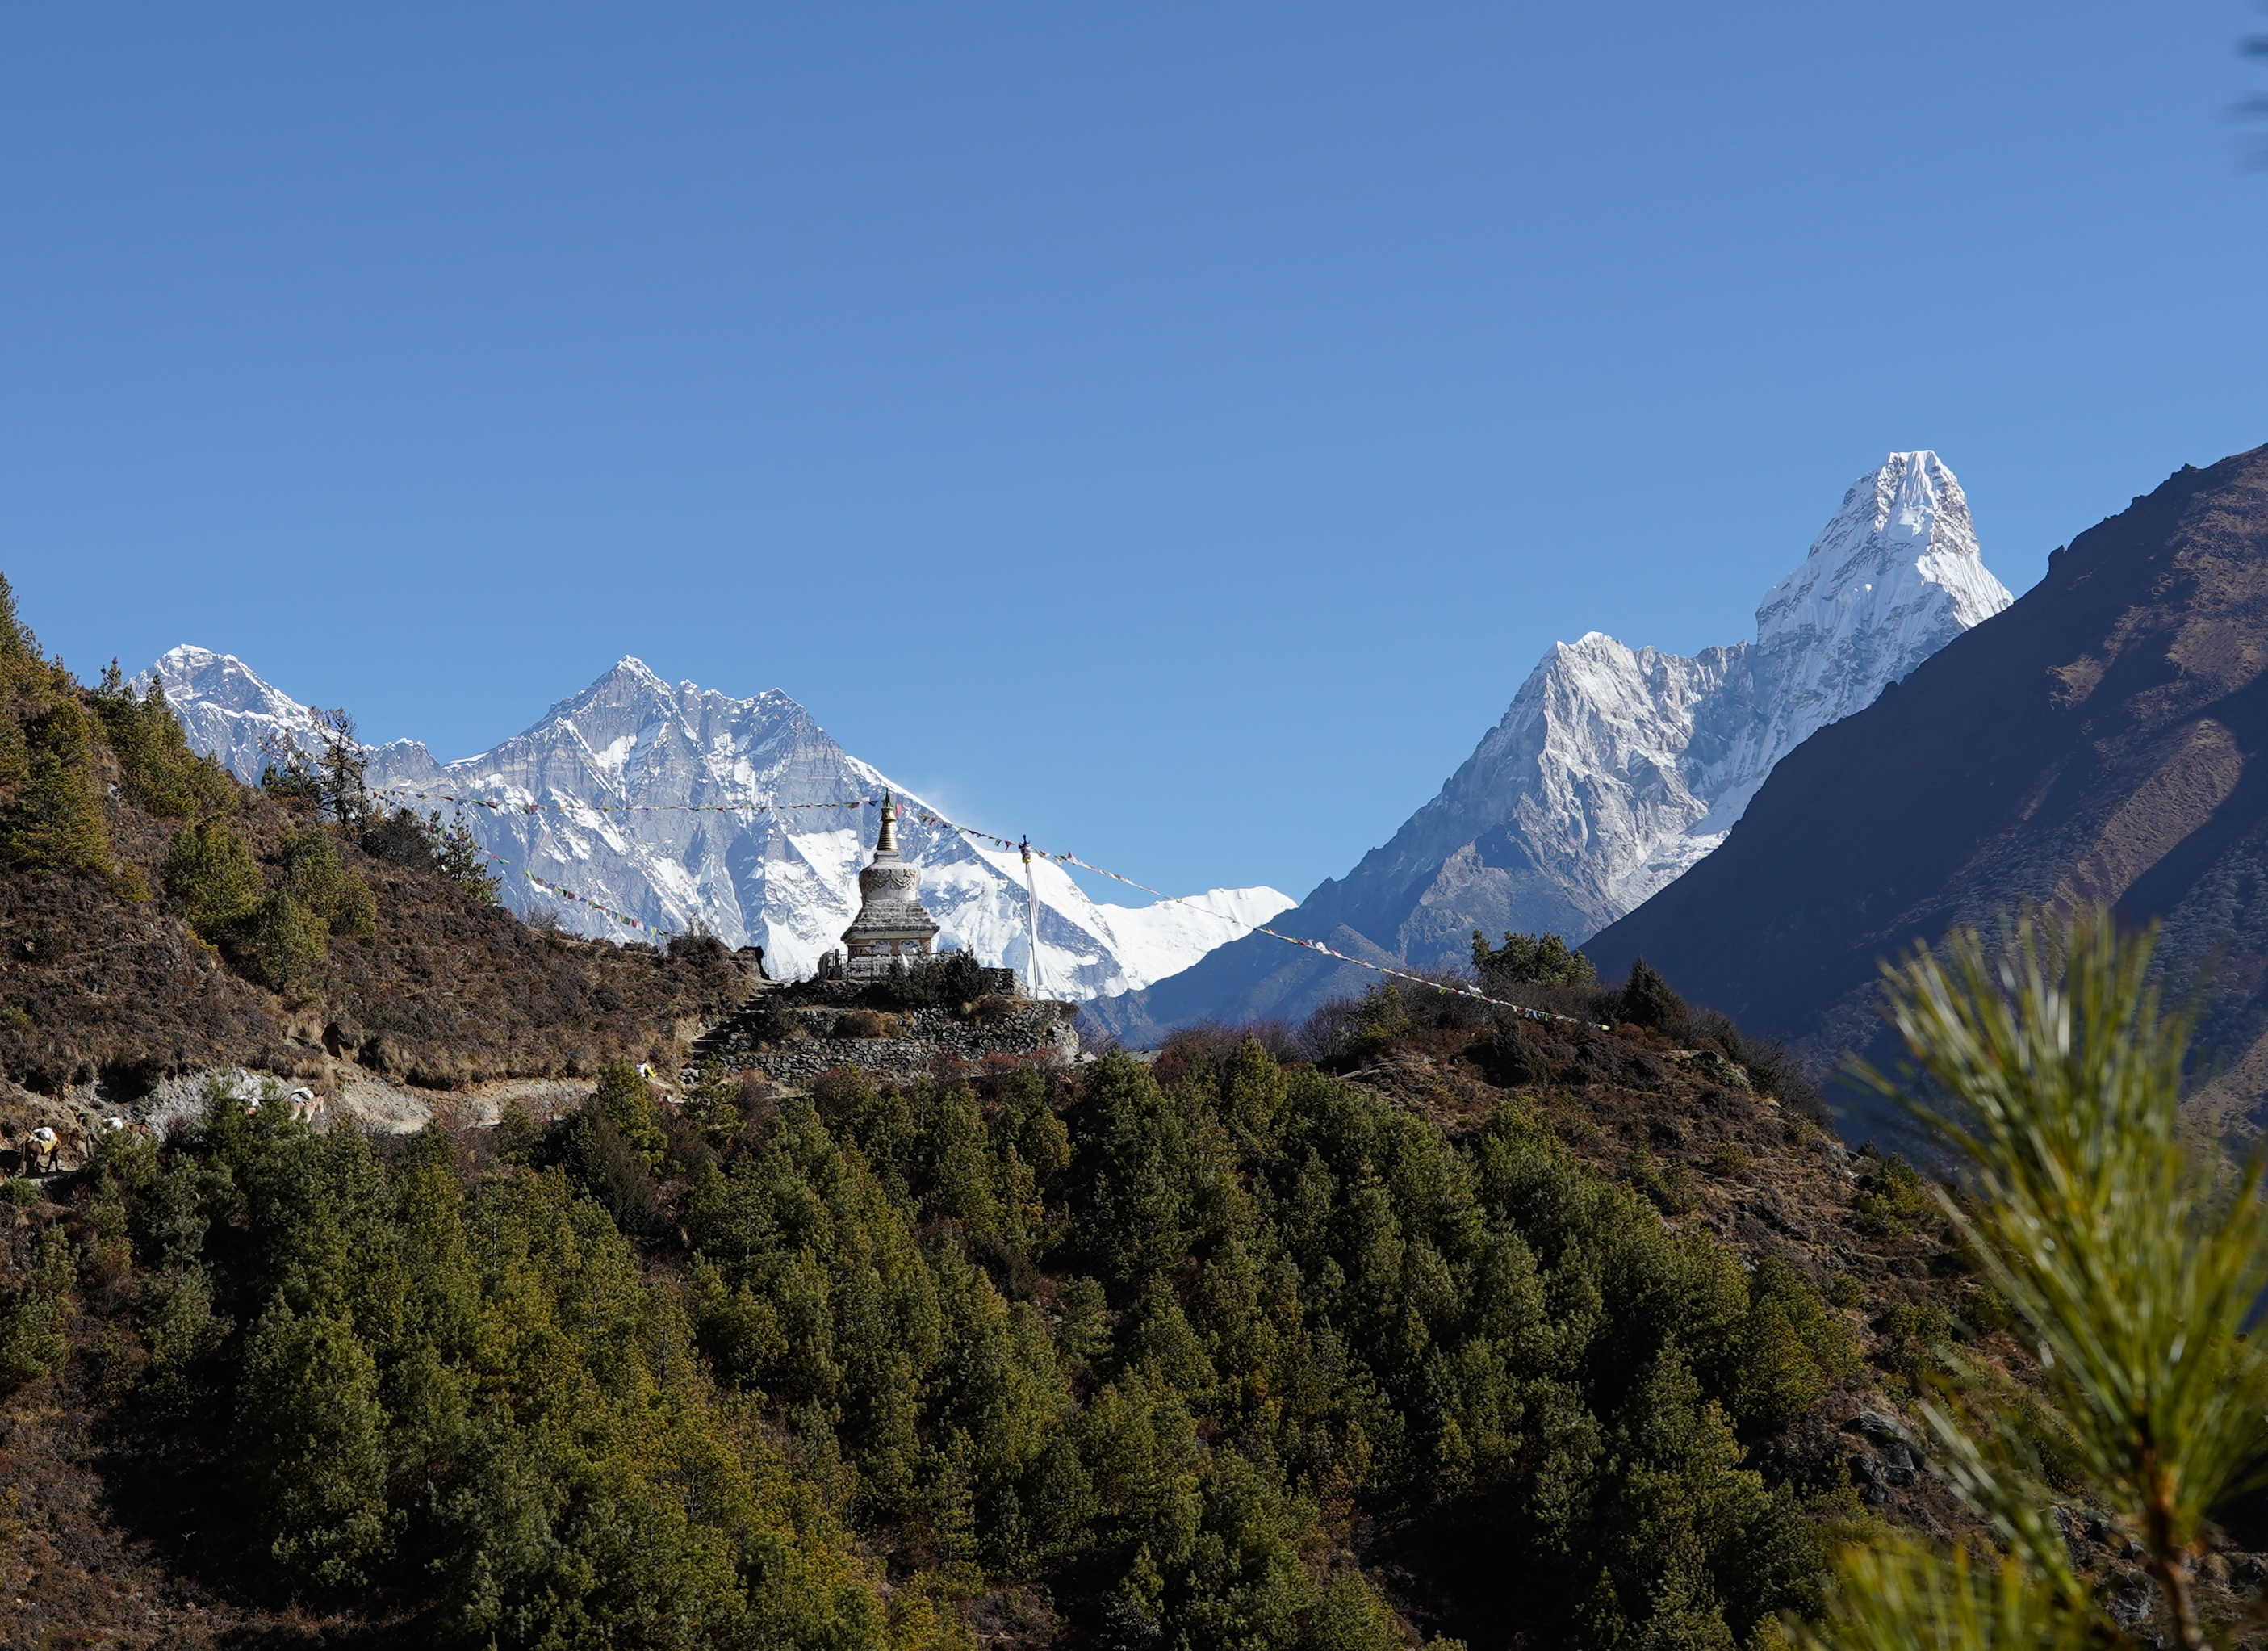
[1088,886,1296,991]
[143,649,1287,998]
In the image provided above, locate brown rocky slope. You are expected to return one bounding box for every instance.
[1,752,749,1125]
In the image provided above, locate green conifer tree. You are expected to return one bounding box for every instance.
[163,817,265,940]
[427,811,500,902]
[234,1299,393,1588]
[279,827,376,936]
[312,708,371,830]
[0,690,114,877]
[1810,908,2268,1651]
[0,690,24,794]
[0,1226,73,1388]
[1619,956,1688,1030]
[93,658,236,816]
[0,571,37,664]
[593,1059,668,1171]
[1472,928,1597,988]
[246,890,328,990]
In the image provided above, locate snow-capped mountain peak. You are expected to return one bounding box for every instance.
[1069,450,2023,1043]
[141,644,320,781]
[1752,450,2006,680]
[1688,451,2012,836]
[148,650,1290,999]
[1182,450,2012,984]
[1510,450,2012,923]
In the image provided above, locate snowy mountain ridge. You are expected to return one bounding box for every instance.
[1365,450,2015,954]
[141,647,1291,998]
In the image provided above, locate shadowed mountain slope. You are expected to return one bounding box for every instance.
[1584,442,2268,1141]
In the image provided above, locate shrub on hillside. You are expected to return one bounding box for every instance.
[681,1059,758,1148]
[278,828,375,937]
[1151,1018,1298,1089]
[0,689,115,880]
[1469,1020,1550,1087]
[1721,1255,1860,1431]
[1850,1155,1933,1237]
[0,1215,73,1388]
[667,930,729,966]
[593,1058,668,1170]
[245,890,328,991]
[1295,983,1411,1065]
[1,583,243,888]
[856,947,995,1011]
[0,1224,73,1389]
[740,992,798,1045]
[232,1299,391,1587]
[163,817,265,941]
[425,814,497,903]
[359,806,500,903]
[832,1008,902,1040]
[0,686,21,795]
[0,1288,69,1389]
[1471,927,1596,988]
[356,806,431,868]
[200,828,379,991]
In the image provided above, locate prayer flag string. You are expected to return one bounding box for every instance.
[466,843,682,941]
[897,805,1605,1029]
[376,786,873,816]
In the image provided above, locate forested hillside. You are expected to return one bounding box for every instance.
[2,978,2040,1649]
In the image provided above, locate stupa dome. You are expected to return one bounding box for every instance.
[839,793,939,980]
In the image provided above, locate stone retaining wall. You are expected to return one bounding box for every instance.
[692,998,1078,1084]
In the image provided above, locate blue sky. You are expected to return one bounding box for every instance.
[4,3,2265,903]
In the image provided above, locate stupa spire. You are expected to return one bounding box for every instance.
[839,789,937,979]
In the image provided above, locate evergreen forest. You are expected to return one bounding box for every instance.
[13,1037,1873,1649]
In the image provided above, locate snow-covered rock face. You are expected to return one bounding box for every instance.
[143,652,1291,997]
[1688,449,2007,837]
[1321,451,2013,962]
